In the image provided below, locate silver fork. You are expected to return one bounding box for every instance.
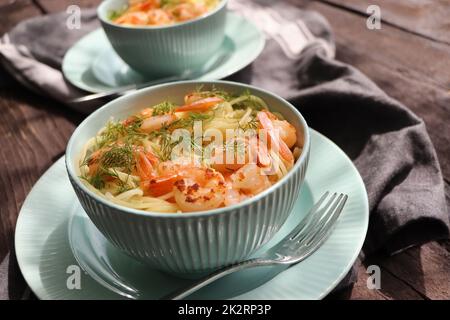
[162,191,348,300]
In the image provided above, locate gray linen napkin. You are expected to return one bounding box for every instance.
[1,0,448,299]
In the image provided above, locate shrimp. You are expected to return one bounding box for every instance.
[258,111,297,149]
[210,136,270,174]
[114,12,149,25]
[223,188,251,207]
[139,157,193,197]
[141,174,178,197]
[272,119,297,149]
[135,150,157,180]
[147,9,172,25]
[184,92,204,105]
[257,111,294,163]
[157,158,199,176]
[227,163,272,197]
[175,97,223,113]
[169,3,207,22]
[173,167,226,212]
[140,114,177,132]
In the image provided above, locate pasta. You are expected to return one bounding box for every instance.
[79,88,303,213]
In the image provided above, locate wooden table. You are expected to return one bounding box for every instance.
[1,0,449,300]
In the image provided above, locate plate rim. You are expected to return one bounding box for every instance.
[62,12,266,93]
[14,129,369,300]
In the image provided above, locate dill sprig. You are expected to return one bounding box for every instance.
[100,145,135,173]
[170,112,213,130]
[148,125,179,161]
[152,101,175,116]
[81,172,105,190]
[191,135,206,162]
[150,128,183,161]
[146,112,212,161]
[107,168,132,194]
[96,118,145,149]
[81,144,136,192]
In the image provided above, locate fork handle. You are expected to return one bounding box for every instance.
[161,258,273,300]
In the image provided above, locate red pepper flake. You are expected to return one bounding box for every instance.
[174,179,186,192]
[186,196,197,203]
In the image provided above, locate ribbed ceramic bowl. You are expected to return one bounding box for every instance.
[97,0,228,77]
[66,81,311,275]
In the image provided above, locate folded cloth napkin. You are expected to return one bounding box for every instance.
[1,0,448,299]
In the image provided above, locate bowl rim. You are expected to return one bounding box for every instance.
[66,80,311,218]
[98,0,228,30]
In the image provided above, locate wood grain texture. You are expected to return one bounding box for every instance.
[35,0,102,13]
[0,80,81,261]
[320,0,450,45]
[329,241,450,300]
[295,0,450,182]
[0,0,449,300]
[380,241,450,299]
[0,0,42,35]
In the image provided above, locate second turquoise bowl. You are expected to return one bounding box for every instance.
[97,0,228,77]
[66,81,310,275]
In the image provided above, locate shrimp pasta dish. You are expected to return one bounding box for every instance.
[110,0,220,26]
[79,88,303,213]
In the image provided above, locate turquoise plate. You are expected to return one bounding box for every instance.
[15,129,368,300]
[62,13,265,93]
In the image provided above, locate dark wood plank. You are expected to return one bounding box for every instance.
[0,82,81,261]
[379,242,450,299]
[296,0,450,190]
[35,0,102,13]
[445,181,450,213]
[350,263,424,300]
[331,241,450,300]
[320,0,450,45]
[0,0,42,35]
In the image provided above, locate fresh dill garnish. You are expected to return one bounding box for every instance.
[191,135,205,161]
[147,125,179,161]
[145,112,212,161]
[151,129,183,161]
[152,101,175,116]
[80,144,136,193]
[81,172,106,190]
[170,112,213,130]
[96,122,124,149]
[107,168,132,193]
[96,118,145,149]
[100,145,135,173]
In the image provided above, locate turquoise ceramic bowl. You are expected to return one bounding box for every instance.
[66,81,311,275]
[97,0,228,77]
